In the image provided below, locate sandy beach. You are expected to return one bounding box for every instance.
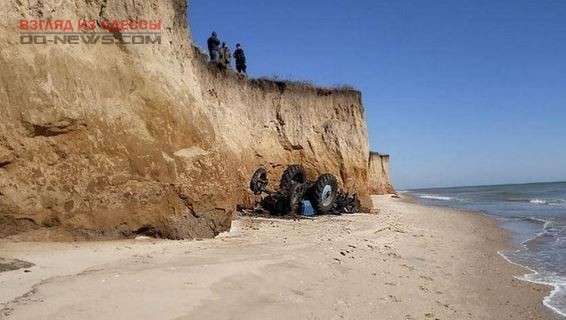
[0,196,557,320]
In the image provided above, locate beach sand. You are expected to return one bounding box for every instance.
[0,196,557,319]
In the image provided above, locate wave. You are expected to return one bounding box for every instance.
[507,198,566,206]
[498,251,566,317]
[507,217,565,238]
[533,199,566,206]
[496,216,566,317]
[548,200,566,206]
[418,194,454,201]
[530,199,547,204]
[521,274,566,318]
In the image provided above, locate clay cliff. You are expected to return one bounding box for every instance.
[0,0,377,240]
[368,152,395,195]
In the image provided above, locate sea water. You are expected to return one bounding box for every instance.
[408,181,566,318]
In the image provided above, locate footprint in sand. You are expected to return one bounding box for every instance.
[419,285,430,292]
[387,252,402,259]
[400,264,415,271]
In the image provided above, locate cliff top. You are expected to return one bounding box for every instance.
[370,152,390,158]
[192,46,362,99]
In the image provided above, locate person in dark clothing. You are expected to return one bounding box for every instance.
[207,32,221,61]
[234,43,247,75]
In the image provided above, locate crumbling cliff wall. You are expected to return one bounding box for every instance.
[0,0,371,240]
[368,152,395,195]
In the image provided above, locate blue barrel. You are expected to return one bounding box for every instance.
[300,200,316,216]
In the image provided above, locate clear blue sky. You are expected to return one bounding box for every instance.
[189,0,566,189]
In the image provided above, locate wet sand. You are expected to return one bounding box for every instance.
[0,196,557,319]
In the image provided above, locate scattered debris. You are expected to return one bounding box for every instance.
[0,258,34,273]
[332,191,361,214]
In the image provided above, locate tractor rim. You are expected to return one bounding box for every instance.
[321,185,333,207]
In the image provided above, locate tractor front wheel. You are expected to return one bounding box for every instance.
[279,165,307,189]
[309,174,338,214]
[250,167,268,195]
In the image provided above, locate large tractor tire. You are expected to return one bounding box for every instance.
[250,167,268,195]
[309,173,338,214]
[288,183,307,214]
[279,165,307,189]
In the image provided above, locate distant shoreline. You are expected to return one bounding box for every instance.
[401,192,562,319]
[405,180,566,192]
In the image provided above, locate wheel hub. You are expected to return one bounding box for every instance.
[321,185,333,207]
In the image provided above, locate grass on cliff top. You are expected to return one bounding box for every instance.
[193,45,357,92]
[257,74,356,92]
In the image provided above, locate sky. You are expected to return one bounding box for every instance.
[189,0,566,189]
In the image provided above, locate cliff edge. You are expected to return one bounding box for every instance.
[368,152,395,195]
[0,0,376,240]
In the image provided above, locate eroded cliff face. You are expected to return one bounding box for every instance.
[0,0,371,240]
[368,153,395,195]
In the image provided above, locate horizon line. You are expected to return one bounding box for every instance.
[405,179,566,191]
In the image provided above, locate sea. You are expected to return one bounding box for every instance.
[407,181,566,318]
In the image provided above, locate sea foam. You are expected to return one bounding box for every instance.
[498,251,566,318]
[529,199,566,206]
[418,194,453,201]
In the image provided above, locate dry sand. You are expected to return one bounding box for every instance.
[0,196,558,319]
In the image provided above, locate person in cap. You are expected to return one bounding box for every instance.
[234,43,247,75]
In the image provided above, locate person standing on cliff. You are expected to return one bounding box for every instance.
[219,42,232,68]
[234,43,247,75]
[207,32,221,61]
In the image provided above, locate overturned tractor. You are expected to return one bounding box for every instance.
[249,165,361,216]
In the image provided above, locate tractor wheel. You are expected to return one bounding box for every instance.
[309,173,338,214]
[250,167,268,195]
[288,183,307,213]
[279,165,307,189]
